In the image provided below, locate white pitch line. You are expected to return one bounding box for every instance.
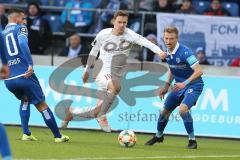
[15,155,240,160]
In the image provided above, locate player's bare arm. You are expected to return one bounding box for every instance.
[83,37,101,83]
[0,64,9,79]
[173,63,203,91]
[131,31,167,60]
[24,65,33,78]
[158,51,167,60]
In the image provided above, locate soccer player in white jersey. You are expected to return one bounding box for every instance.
[62,10,166,132]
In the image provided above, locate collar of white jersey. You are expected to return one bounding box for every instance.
[167,42,179,55]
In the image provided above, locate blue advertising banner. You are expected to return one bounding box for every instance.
[0,66,239,138]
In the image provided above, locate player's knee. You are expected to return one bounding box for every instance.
[161,109,171,117]
[35,101,48,112]
[179,104,189,115]
[114,86,121,94]
[23,96,28,102]
[108,81,121,94]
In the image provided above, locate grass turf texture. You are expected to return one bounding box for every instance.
[6,126,240,160]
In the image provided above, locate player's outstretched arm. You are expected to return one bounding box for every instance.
[130,31,166,60]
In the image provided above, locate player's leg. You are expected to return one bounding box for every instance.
[0,123,12,160]
[145,91,180,145]
[24,75,69,142]
[95,78,120,132]
[4,79,36,141]
[180,84,203,149]
[35,101,69,142]
[61,99,102,129]
[19,100,30,136]
[61,72,119,132]
[97,79,120,117]
[19,98,37,141]
[179,103,197,149]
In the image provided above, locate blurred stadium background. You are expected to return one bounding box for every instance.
[1,0,240,159]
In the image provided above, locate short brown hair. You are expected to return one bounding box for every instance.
[8,7,25,15]
[163,26,179,38]
[113,10,129,19]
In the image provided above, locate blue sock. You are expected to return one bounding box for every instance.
[41,108,61,138]
[0,123,12,160]
[180,112,195,140]
[156,113,169,137]
[19,101,31,135]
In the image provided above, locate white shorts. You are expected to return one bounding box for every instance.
[95,71,121,90]
[95,72,113,90]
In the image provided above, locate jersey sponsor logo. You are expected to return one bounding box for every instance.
[169,64,187,69]
[8,58,21,66]
[103,39,132,52]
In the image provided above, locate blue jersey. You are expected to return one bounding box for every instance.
[2,23,33,78]
[0,27,7,65]
[166,43,203,84]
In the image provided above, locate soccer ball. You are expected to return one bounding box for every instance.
[118,130,137,147]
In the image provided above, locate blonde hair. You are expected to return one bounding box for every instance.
[163,26,179,38]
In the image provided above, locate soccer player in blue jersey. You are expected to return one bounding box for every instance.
[2,8,69,143]
[145,26,204,149]
[0,25,12,160]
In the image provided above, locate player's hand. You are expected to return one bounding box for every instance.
[0,65,9,79]
[24,66,33,78]
[158,51,167,60]
[82,71,89,83]
[173,82,186,92]
[159,85,170,100]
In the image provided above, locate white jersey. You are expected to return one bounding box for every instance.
[86,28,163,77]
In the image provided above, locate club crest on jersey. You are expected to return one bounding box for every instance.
[176,58,180,63]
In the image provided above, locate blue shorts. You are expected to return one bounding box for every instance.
[164,82,204,111]
[4,74,45,105]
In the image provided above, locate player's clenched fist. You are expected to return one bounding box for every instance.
[158,51,167,60]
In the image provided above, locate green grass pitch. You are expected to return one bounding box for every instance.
[6,126,240,160]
